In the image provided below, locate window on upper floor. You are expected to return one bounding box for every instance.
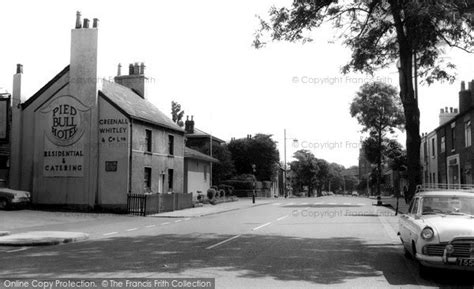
[430,138,435,158]
[168,135,174,155]
[465,120,471,147]
[145,129,152,153]
[451,123,456,151]
[441,136,446,153]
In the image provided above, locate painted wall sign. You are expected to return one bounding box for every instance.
[0,99,9,141]
[40,95,90,177]
[99,118,128,147]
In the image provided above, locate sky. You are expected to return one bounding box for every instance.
[1,0,474,168]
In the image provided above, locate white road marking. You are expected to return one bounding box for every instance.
[343,203,351,205]
[162,222,170,225]
[277,215,289,221]
[6,248,28,253]
[287,202,294,206]
[313,202,322,205]
[175,220,182,223]
[252,222,272,231]
[206,234,242,250]
[103,232,118,236]
[184,218,191,221]
[302,202,308,205]
[272,203,281,206]
[126,228,138,232]
[328,202,337,205]
[145,225,156,228]
[357,203,366,206]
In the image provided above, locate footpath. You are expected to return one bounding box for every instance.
[150,198,274,218]
[0,198,274,246]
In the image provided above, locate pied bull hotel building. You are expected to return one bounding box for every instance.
[6,12,199,211]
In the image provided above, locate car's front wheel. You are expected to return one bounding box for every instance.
[0,198,9,210]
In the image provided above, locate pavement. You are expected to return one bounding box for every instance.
[0,198,274,246]
[150,198,274,218]
[380,197,411,214]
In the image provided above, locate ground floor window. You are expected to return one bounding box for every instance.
[144,167,152,191]
[168,169,174,191]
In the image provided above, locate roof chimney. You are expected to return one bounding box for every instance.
[114,62,149,99]
[117,63,122,76]
[16,64,23,74]
[93,18,99,28]
[75,11,82,29]
[461,81,466,91]
[83,18,90,28]
[184,115,195,134]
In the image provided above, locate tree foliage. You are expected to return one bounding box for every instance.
[194,143,236,186]
[171,101,185,127]
[254,0,474,201]
[227,134,279,181]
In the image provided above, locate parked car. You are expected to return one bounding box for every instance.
[351,191,359,197]
[399,189,474,275]
[0,188,31,210]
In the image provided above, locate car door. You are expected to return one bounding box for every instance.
[400,198,414,245]
[400,197,420,246]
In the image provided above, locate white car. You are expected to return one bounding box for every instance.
[399,190,474,275]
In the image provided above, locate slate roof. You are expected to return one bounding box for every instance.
[100,81,183,132]
[184,147,219,163]
[186,127,225,143]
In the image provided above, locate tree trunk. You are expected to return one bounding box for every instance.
[377,129,382,195]
[389,0,422,202]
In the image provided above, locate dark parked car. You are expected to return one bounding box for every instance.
[0,188,31,210]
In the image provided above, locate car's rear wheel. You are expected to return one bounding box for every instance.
[0,198,9,210]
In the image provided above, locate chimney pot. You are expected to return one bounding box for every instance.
[140,62,145,75]
[450,107,453,113]
[93,18,99,28]
[461,81,466,91]
[16,64,23,74]
[117,63,122,76]
[454,108,459,113]
[191,115,194,121]
[440,108,444,113]
[133,63,140,75]
[83,18,90,28]
[129,64,134,75]
[75,11,82,29]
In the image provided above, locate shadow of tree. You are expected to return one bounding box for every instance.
[0,234,472,286]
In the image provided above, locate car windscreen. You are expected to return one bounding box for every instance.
[421,196,474,215]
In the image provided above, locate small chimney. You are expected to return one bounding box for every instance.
[461,81,466,91]
[440,108,444,113]
[16,64,23,74]
[133,63,140,75]
[115,62,149,99]
[93,18,99,28]
[450,107,453,113]
[454,108,458,113]
[117,63,122,76]
[75,11,82,29]
[83,18,90,28]
[185,115,194,134]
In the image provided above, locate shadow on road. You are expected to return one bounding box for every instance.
[0,234,472,286]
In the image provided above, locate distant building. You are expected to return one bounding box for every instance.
[184,147,218,200]
[184,116,225,149]
[8,12,186,211]
[0,89,10,187]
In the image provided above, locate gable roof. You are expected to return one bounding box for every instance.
[186,127,225,143]
[184,147,219,163]
[100,80,183,133]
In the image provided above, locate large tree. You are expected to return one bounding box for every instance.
[290,150,320,197]
[254,0,474,201]
[228,134,280,181]
[352,81,405,195]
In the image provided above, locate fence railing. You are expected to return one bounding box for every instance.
[127,193,192,216]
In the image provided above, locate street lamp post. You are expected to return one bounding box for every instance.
[283,129,298,198]
[252,164,256,204]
